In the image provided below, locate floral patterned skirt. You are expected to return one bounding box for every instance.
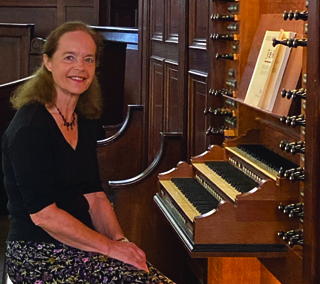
[6,241,174,284]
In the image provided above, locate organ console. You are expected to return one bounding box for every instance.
[154,129,301,258]
[150,7,311,282]
[100,0,318,283]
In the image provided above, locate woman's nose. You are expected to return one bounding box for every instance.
[75,58,85,70]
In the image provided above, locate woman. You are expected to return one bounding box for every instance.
[2,21,174,284]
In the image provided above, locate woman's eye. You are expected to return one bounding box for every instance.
[85,57,94,63]
[65,55,74,60]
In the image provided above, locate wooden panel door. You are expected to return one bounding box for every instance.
[187,0,211,157]
[147,0,180,162]
[188,71,209,156]
[0,24,34,84]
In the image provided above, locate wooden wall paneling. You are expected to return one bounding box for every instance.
[148,57,165,161]
[57,0,65,26]
[0,24,34,84]
[165,0,179,43]
[95,41,126,138]
[99,0,111,26]
[150,0,164,41]
[164,60,182,132]
[189,0,208,50]
[188,70,209,157]
[110,0,139,27]
[93,0,99,25]
[188,49,210,77]
[29,37,46,74]
[64,6,96,24]
[62,0,99,25]
[0,0,99,37]
[124,46,141,107]
[147,0,180,163]
[151,41,179,60]
[93,26,140,138]
[187,0,211,158]
[113,9,137,28]
[0,6,57,38]
[97,105,144,194]
[0,0,56,5]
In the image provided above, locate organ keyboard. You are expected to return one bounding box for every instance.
[154,130,301,257]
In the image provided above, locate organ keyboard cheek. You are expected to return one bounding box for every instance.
[154,130,300,256]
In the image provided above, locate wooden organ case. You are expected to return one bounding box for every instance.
[147,0,319,283]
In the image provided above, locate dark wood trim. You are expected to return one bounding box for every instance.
[179,0,189,161]
[92,26,138,44]
[304,0,320,283]
[139,0,150,169]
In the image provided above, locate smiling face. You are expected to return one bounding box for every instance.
[43,30,97,99]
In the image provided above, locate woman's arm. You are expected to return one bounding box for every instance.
[30,203,148,272]
[84,191,124,241]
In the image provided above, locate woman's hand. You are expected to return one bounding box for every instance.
[107,240,149,272]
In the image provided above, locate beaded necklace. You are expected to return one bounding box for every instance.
[55,105,76,130]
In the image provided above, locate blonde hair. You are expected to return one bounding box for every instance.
[11,21,103,119]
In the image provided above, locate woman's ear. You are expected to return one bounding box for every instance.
[43,54,52,72]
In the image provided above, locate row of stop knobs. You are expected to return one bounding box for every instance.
[278,202,304,247]
[280,114,305,127]
[279,141,305,155]
[278,228,303,247]
[277,5,307,251]
[279,166,304,182]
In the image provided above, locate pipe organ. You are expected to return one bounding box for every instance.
[145,0,316,283]
[103,0,320,283]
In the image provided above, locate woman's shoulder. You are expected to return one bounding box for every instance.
[14,103,49,125]
[3,103,52,143]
